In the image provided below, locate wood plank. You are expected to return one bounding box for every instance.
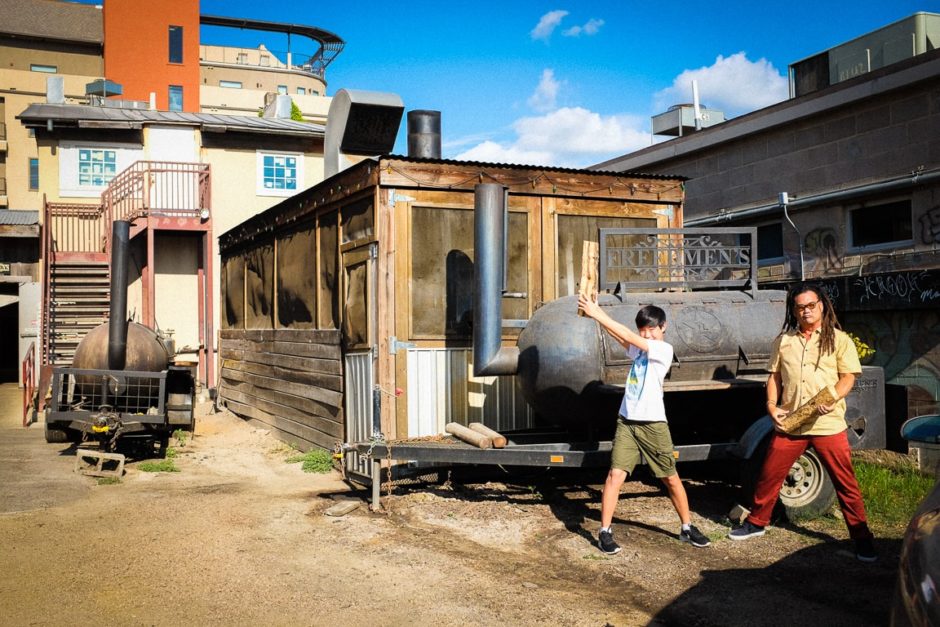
[222,388,342,439]
[223,359,343,391]
[273,328,341,344]
[224,398,340,451]
[219,375,341,421]
[219,347,342,375]
[219,338,341,360]
[220,328,341,344]
[221,366,343,407]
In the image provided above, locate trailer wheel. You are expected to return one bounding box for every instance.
[44,423,71,444]
[778,448,836,521]
[740,438,837,521]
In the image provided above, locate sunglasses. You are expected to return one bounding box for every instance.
[793,300,820,313]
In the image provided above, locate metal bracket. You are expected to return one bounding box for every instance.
[388,336,416,355]
[388,190,415,205]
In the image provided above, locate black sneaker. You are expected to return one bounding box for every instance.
[598,529,621,555]
[680,524,711,547]
[855,538,878,563]
[728,520,766,541]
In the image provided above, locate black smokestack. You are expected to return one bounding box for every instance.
[107,220,130,371]
[407,110,441,159]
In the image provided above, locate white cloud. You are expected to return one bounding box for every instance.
[456,107,650,168]
[654,52,788,117]
[563,18,604,37]
[531,10,568,41]
[527,69,561,113]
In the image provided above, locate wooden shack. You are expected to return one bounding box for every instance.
[217,155,685,476]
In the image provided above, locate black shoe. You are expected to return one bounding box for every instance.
[855,537,878,563]
[598,529,621,555]
[728,520,766,541]
[680,524,711,547]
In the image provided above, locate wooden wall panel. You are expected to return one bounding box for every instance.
[218,328,343,451]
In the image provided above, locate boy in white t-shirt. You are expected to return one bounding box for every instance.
[578,295,711,554]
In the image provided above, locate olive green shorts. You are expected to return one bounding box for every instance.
[610,418,677,478]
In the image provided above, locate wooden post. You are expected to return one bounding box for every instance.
[577,240,598,316]
[445,422,492,449]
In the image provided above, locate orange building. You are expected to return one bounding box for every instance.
[103,0,200,112]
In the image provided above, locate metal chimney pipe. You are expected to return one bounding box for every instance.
[407,110,442,159]
[107,220,130,371]
[473,184,519,376]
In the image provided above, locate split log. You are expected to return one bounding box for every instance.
[468,422,507,448]
[577,240,599,317]
[779,385,839,433]
[445,422,492,449]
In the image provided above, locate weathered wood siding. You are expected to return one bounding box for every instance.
[219,328,343,451]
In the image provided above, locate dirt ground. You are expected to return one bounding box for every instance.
[0,389,903,626]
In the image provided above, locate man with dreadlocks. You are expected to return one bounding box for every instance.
[728,283,877,562]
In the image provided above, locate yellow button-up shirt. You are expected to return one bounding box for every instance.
[768,328,862,436]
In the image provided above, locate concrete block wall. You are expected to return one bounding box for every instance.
[650,81,940,222]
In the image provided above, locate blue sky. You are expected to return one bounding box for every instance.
[198,1,937,167]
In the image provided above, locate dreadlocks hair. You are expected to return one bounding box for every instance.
[783,282,841,356]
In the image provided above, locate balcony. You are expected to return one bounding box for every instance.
[102,161,211,224]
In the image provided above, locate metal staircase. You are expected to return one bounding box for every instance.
[46,259,110,365]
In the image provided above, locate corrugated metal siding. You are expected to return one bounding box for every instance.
[344,351,373,478]
[406,348,534,437]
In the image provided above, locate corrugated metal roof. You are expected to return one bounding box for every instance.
[0,0,103,44]
[385,154,688,181]
[0,210,39,226]
[17,104,325,137]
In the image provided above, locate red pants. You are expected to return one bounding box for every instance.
[747,430,873,540]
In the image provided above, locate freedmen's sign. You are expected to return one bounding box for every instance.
[599,227,758,293]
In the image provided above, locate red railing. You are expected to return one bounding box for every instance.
[22,341,35,426]
[102,161,211,225]
[44,202,108,254]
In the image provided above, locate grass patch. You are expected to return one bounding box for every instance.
[97,477,121,485]
[855,459,935,532]
[173,429,188,446]
[165,447,178,460]
[286,448,334,474]
[138,459,180,473]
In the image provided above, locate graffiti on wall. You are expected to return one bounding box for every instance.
[804,227,843,275]
[843,309,940,418]
[921,205,940,244]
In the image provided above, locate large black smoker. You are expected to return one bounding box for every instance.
[45,221,195,452]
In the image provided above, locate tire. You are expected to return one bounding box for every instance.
[778,447,836,521]
[739,438,836,521]
[44,422,78,444]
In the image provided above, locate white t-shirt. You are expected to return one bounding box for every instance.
[619,339,673,423]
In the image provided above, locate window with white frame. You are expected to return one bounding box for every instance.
[59,142,143,198]
[849,199,913,251]
[277,85,288,95]
[78,148,117,186]
[256,151,303,197]
[220,80,242,89]
[296,87,306,95]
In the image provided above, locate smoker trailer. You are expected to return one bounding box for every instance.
[218,151,885,517]
[45,221,196,453]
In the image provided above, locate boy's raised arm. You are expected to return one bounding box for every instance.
[577,293,649,353]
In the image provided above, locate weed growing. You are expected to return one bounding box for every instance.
[138,459,180,473]
[173,429,188,446]
[97,477,121,485]
[286,448,334,473]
